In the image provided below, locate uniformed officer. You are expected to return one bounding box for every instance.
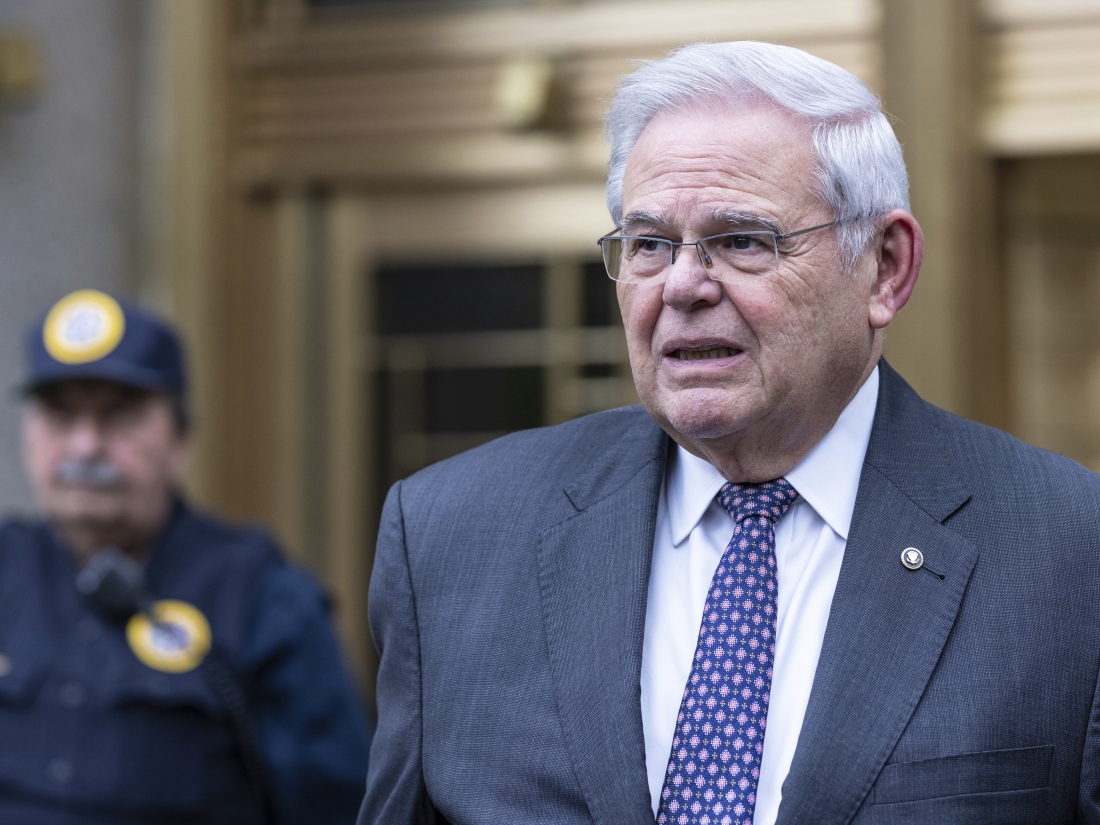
[0,290,371,824]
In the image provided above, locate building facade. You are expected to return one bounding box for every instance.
[143,0,1100,702]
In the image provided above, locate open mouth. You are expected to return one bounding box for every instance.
[674,347,739,361]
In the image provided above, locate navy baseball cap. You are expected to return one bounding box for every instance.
[23,290,187,394]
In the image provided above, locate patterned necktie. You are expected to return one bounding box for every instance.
[657,479,799,825]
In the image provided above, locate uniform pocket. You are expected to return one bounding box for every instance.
[101,669,238,814]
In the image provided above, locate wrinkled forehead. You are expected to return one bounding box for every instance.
[628,95,817,164]
[621,102,824,225]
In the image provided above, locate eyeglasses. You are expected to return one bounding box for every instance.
[596,220,839,284]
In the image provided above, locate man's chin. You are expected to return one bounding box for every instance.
[655,390,760,442]
[48,493,127,531]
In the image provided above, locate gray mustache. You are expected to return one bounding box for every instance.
[55,458,124,488]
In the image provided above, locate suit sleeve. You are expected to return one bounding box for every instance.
[358,481,439,824]
[243,563,373,825]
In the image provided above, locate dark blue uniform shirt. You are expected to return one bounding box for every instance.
[0,501,371,824]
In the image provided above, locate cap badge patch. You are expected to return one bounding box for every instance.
[43,290,125,364]
[126,600,211,673]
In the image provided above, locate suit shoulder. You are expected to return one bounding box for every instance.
[390,405,663,528]
[402,405,656,488]
[931,405,1100,500]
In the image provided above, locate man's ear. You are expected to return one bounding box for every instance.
[868,209,923,330]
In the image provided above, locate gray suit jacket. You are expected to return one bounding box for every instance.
[360,361,1100,824]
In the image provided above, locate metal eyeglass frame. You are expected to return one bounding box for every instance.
[596,219,840,283]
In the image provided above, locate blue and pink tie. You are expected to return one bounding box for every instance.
[657,479,799,825]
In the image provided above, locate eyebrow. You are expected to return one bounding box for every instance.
[708,209,782,234]
[619,210,670,235]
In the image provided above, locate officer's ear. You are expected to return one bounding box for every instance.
[154,392,192,487]
[165,430,192,489]
[168,392,192,438]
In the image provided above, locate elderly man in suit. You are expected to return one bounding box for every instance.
[360,41,1100,825]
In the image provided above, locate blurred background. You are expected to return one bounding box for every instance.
[0,0,1098,708]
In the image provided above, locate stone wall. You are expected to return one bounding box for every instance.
[0,0,142,512]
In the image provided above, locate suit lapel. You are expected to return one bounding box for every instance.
[537,412,667,825]
[776,362,977,825]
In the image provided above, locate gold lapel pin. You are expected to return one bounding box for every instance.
[900,547,924,571]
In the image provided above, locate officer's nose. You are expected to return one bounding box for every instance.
[66,415,108,459]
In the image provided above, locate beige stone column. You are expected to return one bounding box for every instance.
[881,0,1005,427]
[326,196,376,696]
[137,0,227,504]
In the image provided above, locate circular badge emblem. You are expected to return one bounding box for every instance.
[126,600,211,673]
[43,290,125,364]
[900,547,924,571]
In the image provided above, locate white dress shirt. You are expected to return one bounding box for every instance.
[640,367,879,824]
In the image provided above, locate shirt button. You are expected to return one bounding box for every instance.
[58,682,86,708]
[46,758,73,784]
[0,653,11,677]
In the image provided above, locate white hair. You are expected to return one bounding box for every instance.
[604,41,909,268]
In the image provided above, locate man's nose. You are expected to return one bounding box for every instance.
[66,416,107,457]
[663,241,723,310]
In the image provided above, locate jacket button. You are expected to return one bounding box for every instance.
[0,653,11,677]
[47,758,73,784]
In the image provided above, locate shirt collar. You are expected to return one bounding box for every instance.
[665,366,879,544]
